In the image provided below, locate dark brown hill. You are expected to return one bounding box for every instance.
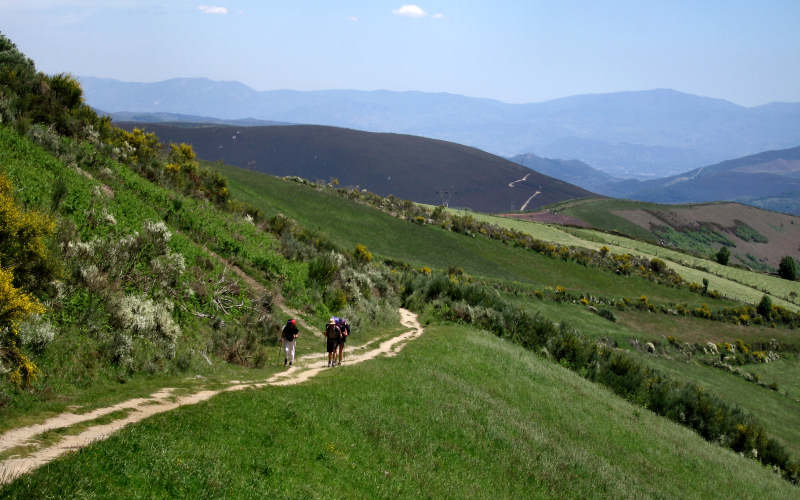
[121,123,592,213]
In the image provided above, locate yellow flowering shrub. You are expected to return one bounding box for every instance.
[354,244,373,264]
[1,266,45,386]
[0,174,56,291]
[0,174,53,386]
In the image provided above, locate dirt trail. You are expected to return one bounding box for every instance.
[0,309,423,485]
[519,190,542,211]
[508,173,531,188]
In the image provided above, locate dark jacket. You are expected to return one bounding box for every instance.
[282,323,299,341]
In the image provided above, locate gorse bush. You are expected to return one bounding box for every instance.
[0,174,57,386]
[0,174,58,292]
[0,266,45,386]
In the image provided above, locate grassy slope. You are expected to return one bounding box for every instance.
[749,358,800,397]
[220,164,733,308]
[2,324,794,498]
[506,290,800,457]
[442,206,800,310]
[221,163,800,459]
[0,126,306,430]
[638,354,800,458]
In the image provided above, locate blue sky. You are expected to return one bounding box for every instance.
[2,0,799,106]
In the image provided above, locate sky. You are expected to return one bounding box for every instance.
[1,0,799,106]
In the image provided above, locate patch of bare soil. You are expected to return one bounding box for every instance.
[612,203,800,267]
[0,309,424,485]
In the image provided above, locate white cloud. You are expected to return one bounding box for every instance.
[432,12,444,19]
[392,4,426,18]
[347,15,358,22]
[198,5,228,15]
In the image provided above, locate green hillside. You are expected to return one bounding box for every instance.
[218,164,800,469]
[2,33,800,495]
[3,325,796,498]
[218,163,737,308]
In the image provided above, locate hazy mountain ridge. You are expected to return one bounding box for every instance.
[79,77,800,177]
[101,110,289,127]
[509,153,618,192]
[608,145,800,214]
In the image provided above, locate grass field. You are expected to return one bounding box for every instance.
[440,207,800,311]
[613,310,800,347]
[748,357,800,399]
[2,324,794,498]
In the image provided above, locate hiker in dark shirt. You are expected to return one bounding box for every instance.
[325,318,341,367]
[282,319,299,367]
[336,318,350,366]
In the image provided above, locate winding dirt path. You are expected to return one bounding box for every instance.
[519,190,542,211]
[0,309,423,485]
[508,173,531,188]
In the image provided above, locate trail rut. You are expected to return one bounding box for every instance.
[0,309,423,485]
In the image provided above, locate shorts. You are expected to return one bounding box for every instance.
[326,337,339,353]
[338,335,347,344]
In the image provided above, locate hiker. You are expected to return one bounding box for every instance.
[336,317,350,365]
[325,317,341,367]
[282,319,299,367]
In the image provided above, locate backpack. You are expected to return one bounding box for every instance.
[325,323,340,339]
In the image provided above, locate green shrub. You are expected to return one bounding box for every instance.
[598,308,616,322]
[308,252,341,285]
[778,256,797,281]
[715,246,730,265]
[757,295,773,319]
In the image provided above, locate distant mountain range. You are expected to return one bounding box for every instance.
[507,145,800,216]
[509,153,618,193]
[100,110,289,127]
[604,145,800,215]
[80,76,800,178]
[118,122,592,213]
